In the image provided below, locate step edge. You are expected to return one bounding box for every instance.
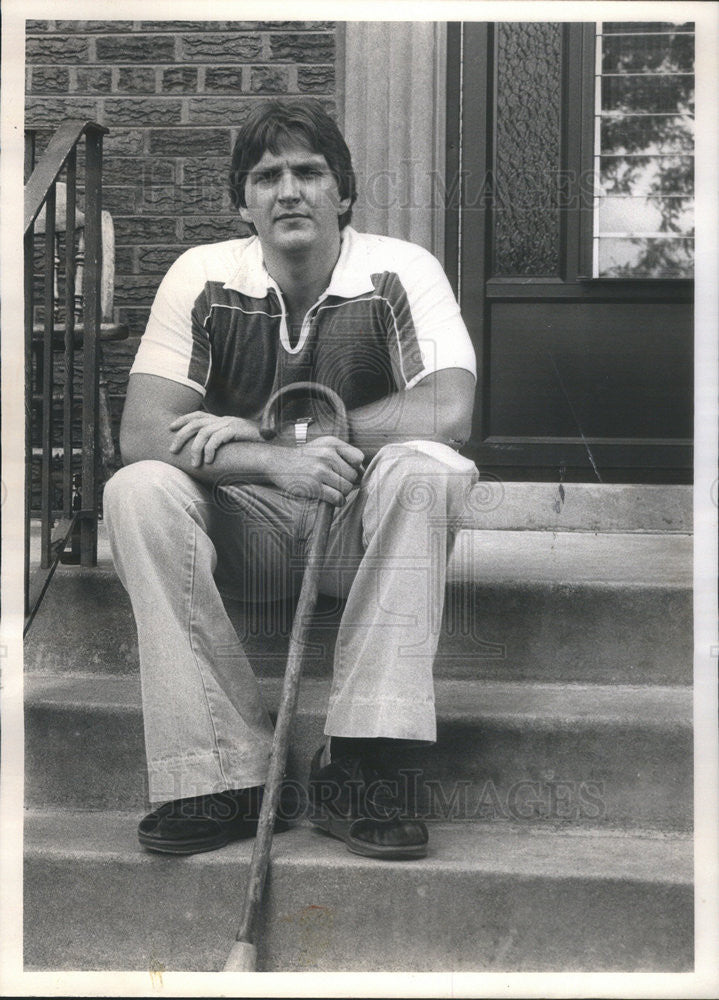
[23,673,694,729]
[23,810,694,884]
[23,672,695,702]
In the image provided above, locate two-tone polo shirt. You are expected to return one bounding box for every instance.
[130,225,477,418]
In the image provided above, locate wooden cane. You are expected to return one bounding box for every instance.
[223,382,349,972]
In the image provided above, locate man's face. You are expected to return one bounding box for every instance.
[239,140,351,255]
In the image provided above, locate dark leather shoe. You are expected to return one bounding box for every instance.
[307,747,428,860]
[138,787,289,855]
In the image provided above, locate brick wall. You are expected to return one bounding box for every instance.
[25,19,339,444]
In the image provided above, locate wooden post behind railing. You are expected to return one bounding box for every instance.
[24,130,36,183]
[81,127,103,567]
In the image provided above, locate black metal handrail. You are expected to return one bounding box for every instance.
[24,119,108,634]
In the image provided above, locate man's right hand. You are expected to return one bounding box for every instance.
[268,436,364,507]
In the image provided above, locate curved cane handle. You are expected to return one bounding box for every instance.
[259,381,349,442]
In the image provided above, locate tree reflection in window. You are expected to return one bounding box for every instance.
[593,22,694,278]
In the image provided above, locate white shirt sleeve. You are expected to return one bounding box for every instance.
[401,245,476,388]
[129,248,211,396]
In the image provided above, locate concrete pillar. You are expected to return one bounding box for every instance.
[342,22,447,262]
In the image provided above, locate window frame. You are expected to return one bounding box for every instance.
[445,22,694,301]
[575,21,695,284]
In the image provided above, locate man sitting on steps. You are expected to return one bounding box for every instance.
[103,99,478,860]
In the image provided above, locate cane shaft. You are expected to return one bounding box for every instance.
[233,500,334,947]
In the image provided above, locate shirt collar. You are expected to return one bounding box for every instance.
[223,226,375,300]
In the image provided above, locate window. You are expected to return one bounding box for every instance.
[592,21,695,278]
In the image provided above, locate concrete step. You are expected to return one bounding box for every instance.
[28,484,694,565]
[24,809,693,972]
[24,531,692,685]
[455,481,692,533]
[24,674,693,830]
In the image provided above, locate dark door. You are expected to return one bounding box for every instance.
[445,22,694,483]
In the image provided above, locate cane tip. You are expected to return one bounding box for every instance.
[223,940,257,972]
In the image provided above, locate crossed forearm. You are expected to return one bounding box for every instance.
[121,370,472,487]
[164,381,470,467]
[122,411,288,489]
[121,406,364,507]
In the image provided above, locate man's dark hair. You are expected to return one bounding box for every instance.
[229,99,357,232]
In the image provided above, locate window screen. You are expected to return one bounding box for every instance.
[592,21,695,278]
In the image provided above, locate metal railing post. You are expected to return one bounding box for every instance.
[40,183,57,569]
[24,120,110,627]
[63,149,77,520]
[24,223,35,615]
[81,127,103,567]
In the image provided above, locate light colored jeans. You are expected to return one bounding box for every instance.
[103,442,478,803]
